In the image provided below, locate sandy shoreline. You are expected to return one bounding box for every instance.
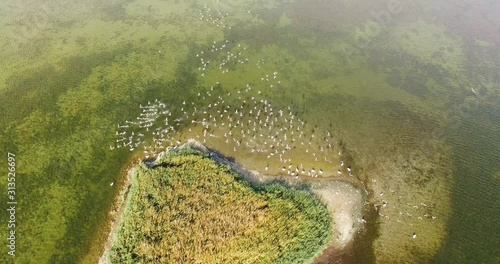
[98,139,366,263]
[98,162,137,264]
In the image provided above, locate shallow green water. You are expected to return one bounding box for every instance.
[0,0,499,263]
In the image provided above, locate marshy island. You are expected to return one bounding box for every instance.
[101,140,365,263]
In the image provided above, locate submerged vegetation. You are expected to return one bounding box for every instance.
[0,0,498,263]
[108,148,332,263]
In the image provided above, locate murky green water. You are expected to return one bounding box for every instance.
[0,0,499,263]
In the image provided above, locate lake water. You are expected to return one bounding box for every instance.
[0,0,498,263]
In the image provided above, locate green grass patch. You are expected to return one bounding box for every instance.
[108,148,332,263]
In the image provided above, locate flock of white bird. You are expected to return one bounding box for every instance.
[110,82,350,179]
[109,1,440,239]
[196,40,249,77]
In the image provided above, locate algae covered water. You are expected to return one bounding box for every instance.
[0,0,499,263]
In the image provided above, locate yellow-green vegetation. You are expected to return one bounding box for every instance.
[108,148,332,263]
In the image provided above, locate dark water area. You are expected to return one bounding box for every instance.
[435,103,500,263]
